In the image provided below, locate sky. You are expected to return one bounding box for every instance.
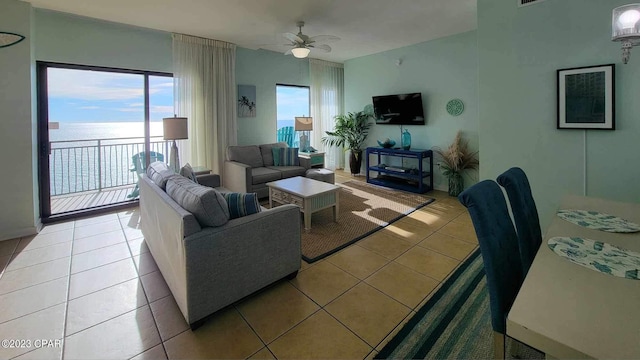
[47,67,309,124]
[276,85,309,121]
[47,68,174,123]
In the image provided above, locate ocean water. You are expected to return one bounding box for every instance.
[49,120,296,196]
[49,122,166,196]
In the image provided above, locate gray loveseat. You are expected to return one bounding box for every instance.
[223,142,307,198]
[139,162,301,329]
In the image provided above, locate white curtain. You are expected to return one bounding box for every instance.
[310,59,344,170]
[172,33,237,175]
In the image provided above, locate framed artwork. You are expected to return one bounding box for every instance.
[237,85,256,117]
[557,64,615,130]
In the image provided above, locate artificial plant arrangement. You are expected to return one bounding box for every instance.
[432,130,479,196]
[321,111,373,175]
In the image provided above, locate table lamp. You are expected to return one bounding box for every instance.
[163,115,188,172]
[295,116,313,152]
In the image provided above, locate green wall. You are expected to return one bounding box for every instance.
[0,0,38,240]
[478,0,640,228]
[34,9,172,73]
[344,31,478,189]
[235,48,310,145]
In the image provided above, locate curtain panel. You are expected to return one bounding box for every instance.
[172,33,237,175]
[310,59,344,170]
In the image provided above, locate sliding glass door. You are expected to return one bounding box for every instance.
[37,62,173,221]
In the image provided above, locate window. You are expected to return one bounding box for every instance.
[276,84,310,147]
[37,62,173,218]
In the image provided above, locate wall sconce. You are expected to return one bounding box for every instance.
[612,4,640,64]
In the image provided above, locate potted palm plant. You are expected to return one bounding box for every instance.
[321,111,373,175]
[432,131,479,196]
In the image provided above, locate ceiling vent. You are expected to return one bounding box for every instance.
[518,0,547,7]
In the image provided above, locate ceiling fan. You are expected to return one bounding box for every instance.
[283,21,340,58]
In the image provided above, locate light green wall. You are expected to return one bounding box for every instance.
[0,0,38,240]
[235,47,310,145]
[478,0,640,228]
[344,31,478,189]
[34,9,172,72]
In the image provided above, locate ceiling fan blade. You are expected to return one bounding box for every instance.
[309,44,331,52]
[283,32,303,44]
[284,48,292,55]
[308,35,340,44]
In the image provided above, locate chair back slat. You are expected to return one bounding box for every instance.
[497,167,542,276]
[458,180,523,334]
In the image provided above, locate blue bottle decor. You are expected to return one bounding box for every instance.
[401,129,411,150]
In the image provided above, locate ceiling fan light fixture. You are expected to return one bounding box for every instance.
[291,47,310,58]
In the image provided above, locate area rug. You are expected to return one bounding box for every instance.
[300,180,435,263]
[376,249,544,359]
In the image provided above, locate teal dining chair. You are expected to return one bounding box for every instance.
[497,167,542,277]
[458,180,524,359]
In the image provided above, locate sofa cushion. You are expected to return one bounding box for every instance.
[267,166,307,179]
[179,163,199,183]
[147,161,178,190]
[259,142,288,167]
[166,176,230,227]
[223,192,261,219]
[251,167,282,185]
[226,145,263,168]
[280,147,300,166]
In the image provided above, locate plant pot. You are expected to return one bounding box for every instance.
[448,172,464,197]
[349,150,363,176]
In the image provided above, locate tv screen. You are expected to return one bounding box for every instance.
[372,93,425,125]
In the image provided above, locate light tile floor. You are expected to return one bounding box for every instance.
[0,171,478,360]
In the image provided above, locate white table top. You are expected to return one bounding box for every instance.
[507,195,640,359]
[266,176,339,198]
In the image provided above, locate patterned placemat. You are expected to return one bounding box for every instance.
[557,209,640,233]
[548,237,640,279]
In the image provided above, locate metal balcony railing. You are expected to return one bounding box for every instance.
[49,136,170,196]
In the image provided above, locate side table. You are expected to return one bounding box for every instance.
[299,151,325,169]
[192,166,211,176]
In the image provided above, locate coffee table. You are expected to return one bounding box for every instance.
[266,176,340,231]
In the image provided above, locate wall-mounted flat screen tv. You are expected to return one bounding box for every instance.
[372,93,425,125]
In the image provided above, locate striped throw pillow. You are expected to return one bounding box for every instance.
[223,192,261,219]
[280,147,300,166]
[272,147,282,166]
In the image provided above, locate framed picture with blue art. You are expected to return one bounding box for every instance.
[237,85,256,117]
[557,64,615,130]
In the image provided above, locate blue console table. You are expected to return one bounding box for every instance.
[365,147,433,194]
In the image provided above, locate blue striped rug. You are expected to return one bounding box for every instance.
[377,249,543,359]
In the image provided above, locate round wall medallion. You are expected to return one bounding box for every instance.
[446,99,464,116]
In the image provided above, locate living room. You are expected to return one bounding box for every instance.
[1,0,639,359]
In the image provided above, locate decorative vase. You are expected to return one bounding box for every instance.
[401,129,411,150]
[349,150,363,176]
[448,172,463,197]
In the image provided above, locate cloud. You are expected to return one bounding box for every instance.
[151,105,174,114]
[128,103,144,107]
[48,68,145,101]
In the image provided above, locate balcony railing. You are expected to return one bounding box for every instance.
[49,136,171,197]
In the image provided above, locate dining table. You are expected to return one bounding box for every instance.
[507,195,640,359]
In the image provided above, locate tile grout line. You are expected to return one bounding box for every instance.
[118,215,169,360]
[59,219,77,360]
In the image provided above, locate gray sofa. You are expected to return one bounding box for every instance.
[223,142,307,198]
[139,162,301,329]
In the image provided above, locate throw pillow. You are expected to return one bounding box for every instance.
[146,161,178,190]
[166,176,230,227]
[179,163,199,184]
[279,147,300,166]
[272,147,282,166]
[223,192,261,219]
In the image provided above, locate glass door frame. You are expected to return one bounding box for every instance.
[36,61,172,223]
